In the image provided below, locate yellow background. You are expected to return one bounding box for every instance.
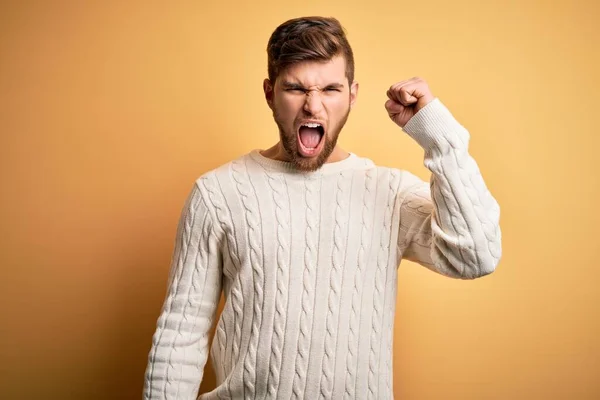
[1,1,598,399]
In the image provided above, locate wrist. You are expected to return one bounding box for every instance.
[403,98,470,153]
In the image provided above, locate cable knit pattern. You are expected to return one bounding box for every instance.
[379,172,402,400]
[398,98,502,278]
[199,176,242,400]
[292,177,320,399]
[215,314,227,383]
[232,158,265,400]
[143,98,502,400]
[382,269,397,400]
[144,184,222,400]
[263,169,291,399]
[319,170,352,399]
[166,194,207,399]
[344,168,376,400]
[367,170,398,400]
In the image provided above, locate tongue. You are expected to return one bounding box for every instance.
[299,127,321,148]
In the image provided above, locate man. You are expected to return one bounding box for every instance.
[143,16,502,400]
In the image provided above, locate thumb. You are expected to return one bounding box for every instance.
[400,89,418,105]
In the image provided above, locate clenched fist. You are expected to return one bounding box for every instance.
[385,77,435,128]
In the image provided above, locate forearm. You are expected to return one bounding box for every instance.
[402,98,502,279]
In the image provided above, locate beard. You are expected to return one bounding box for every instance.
[272,106,351,172]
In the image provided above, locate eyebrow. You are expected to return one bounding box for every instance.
[281,81,345,89]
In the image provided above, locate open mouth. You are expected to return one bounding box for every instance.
[297,122,325,157]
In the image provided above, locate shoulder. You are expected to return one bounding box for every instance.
[360,157,424,191]
[183,153,254,232]
[193,152,255,192]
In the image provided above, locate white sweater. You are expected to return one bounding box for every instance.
[143,98,502,400]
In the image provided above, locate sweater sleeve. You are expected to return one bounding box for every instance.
[397,98,502,279]
[143,182,223,399]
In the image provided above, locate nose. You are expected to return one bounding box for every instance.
[303,90,324,116]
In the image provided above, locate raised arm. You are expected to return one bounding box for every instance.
[386,78,502,279]
[143,182,223,398]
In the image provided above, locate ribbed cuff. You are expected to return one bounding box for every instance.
[402,98,470,153]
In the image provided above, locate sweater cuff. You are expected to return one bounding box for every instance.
[402,98,470,153]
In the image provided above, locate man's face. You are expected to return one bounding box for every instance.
[264,55,358,172]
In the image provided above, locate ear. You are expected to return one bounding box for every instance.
[263,78,274,110]
[350,81,359,109]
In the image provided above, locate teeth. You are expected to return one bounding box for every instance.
[302,122,321,128]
